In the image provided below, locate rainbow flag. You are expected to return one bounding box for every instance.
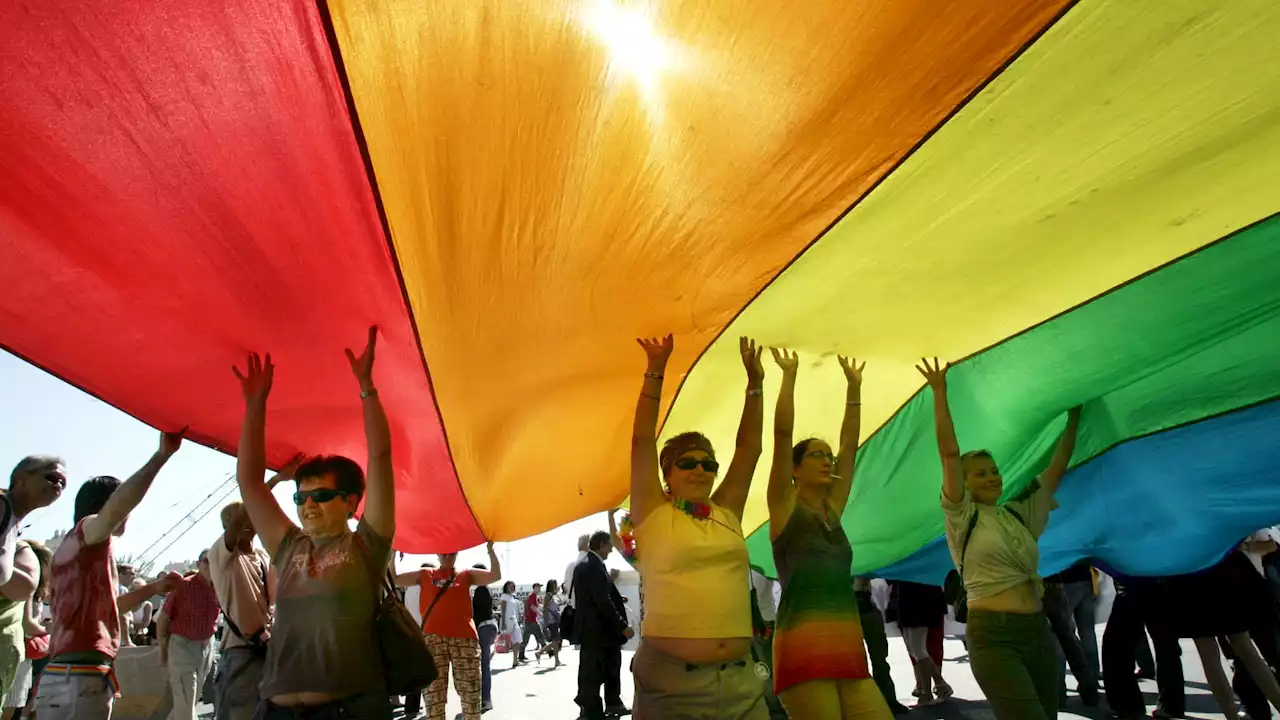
[2,0,1277,581]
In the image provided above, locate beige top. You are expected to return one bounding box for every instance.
[206,539,275,650]
[941,479,1058,602]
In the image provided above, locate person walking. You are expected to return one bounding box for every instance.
[158,553,221,720]
[571,532,632,720]
[472,579,497,712]
[395,546,501,720]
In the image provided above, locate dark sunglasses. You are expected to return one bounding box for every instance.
[674,458,720,473]
[293,488,350,506]
[804,450,837,463]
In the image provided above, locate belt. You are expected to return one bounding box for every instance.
[685,659,747,673]
[44,663,121,697]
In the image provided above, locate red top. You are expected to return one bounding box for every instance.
[163,574,221,641]
[524,592,540,624]
[417,568,476,640]
[48,520,119,659]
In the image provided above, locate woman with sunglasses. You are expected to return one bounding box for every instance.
[232,326,396,719]
[629,334,768,719]
[918,357,1081,720]
[765,349,889,719]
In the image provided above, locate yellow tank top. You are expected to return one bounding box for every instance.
[635,502,752,639]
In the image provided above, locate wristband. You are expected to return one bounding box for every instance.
[644,372,664,380]
[846,401,861,406]
[747,388,763,397]
[361,388,379,399]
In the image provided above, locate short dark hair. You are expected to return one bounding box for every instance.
[295,455,365,500]
[74,476,121,524]
[960,449,994,463]
[659,432,715,478]
[503,580,516,593]
[588,530,612,551]
[792,438,821,466]
[532,582,542,590]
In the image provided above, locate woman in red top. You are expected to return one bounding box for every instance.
[395,544,501,720]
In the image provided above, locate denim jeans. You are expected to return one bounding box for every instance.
[478,623,498,704]
[1062,579,1100,680]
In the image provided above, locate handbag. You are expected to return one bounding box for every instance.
[948,507,1026,623]
[560,574,578,646]
[495,632,512,654]
[356,536,439,695]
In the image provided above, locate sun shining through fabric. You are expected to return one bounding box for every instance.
[660,0,1280,568]
[327,0,1070,543]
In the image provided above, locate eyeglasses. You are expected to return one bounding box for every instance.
[804,450,837,463]
[674,458,720,473]
[293,488,350,506]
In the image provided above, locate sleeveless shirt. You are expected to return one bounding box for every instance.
[771,503,870,694]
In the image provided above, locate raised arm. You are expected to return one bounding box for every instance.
[232,353,294,558]
[346,327,394,539]
[119,574,178,614]
[82,430,184,546]
[1040,405,1082,496]
[711,337,766,521]
[830,356,865,513]
[470,542,502,586]
[630,335,673,527]
[265,453,304,492]
[767,348,798,539]
[916,358,963,504]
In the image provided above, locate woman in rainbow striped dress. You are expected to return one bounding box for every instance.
[767,348,892,719]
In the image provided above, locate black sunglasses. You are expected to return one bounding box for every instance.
[674,458,720,473]
[293,488,350,506]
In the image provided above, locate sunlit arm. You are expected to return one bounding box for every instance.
[830,368,862,513]
[767,369,797,540]
[1040,406,1082,496]
[712,380,764,522]
[932,385,964,504]
[237,400,293,558]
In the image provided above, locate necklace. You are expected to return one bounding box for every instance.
[671,497,713,520]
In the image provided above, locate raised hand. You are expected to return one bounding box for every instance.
[267,452,306,489]
[233,353,274,406]
[915,357,949,390]
[345,326,378,391]
[637,334,674,371]
[741,337,765,384]
[838,356,866,388]
[770,347,799,374]
[159,428,186,459]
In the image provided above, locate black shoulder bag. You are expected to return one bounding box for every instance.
[560,571,578,646]
[356,537,438,694]
[223,556,271,656]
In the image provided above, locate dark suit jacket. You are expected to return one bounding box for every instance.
[572,551,629,646]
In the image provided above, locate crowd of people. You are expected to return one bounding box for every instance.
[1,328,1278,720]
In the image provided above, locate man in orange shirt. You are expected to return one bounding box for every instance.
[395,544,501,720]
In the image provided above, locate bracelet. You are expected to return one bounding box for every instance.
[361,388,379,399]
[641,392,661,400]
[746,388,763,397]
[846,401,861,406]
[644,372,664,380]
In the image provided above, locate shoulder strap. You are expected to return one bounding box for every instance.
[421,572,457,625]
[1005,507,1026,528]
[957,511,981,576]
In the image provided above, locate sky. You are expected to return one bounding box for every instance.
[0,350,630,583]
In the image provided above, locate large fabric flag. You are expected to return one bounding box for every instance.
[2,0,1277,581]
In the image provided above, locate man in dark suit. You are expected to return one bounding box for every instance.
[572,530,633,719]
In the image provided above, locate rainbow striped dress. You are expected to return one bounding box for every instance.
[771,502,871,694]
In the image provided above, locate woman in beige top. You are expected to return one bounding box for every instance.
[918,358,1081,720]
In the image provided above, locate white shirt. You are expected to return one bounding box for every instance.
[750,570,778,623]
[565,550,588,607]
[1246,527,1280,575]
[406,585,423,626]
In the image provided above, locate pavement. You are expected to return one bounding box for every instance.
[421,636,1245,720]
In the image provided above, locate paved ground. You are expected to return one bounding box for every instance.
[422,636,1245,719]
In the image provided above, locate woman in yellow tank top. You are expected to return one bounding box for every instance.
[628,334,769,720]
